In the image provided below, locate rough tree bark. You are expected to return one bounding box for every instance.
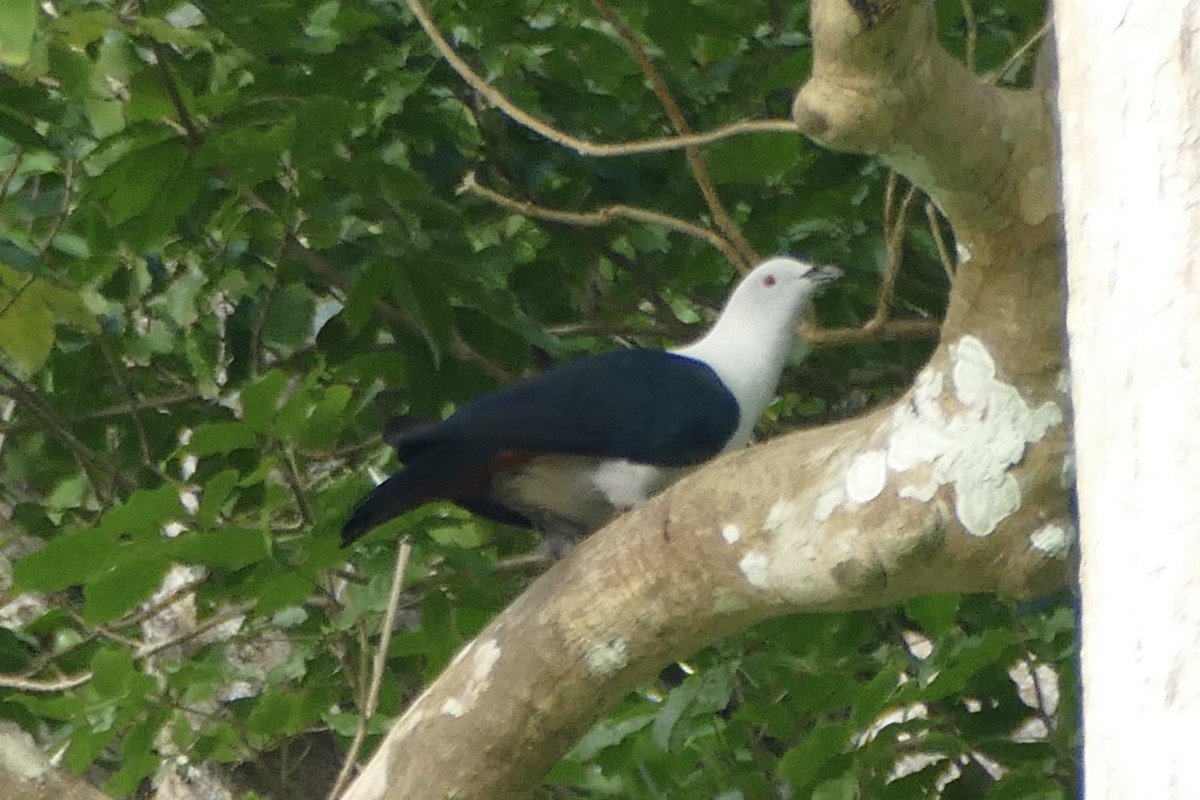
[343,1,1072,797]
[1056,2,1200,797]
[0,723,112,800]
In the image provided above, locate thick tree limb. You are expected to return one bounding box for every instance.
[342,2,1069,797]
[0,723,112,800]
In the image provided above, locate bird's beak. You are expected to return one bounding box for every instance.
[808,265,843,285]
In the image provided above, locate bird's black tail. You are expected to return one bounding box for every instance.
[341,443,496,546]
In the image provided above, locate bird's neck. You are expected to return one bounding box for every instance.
[672,315,797,450]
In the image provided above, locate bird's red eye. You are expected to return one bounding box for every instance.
[762,274,777,288]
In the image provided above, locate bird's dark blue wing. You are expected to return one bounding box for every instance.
[395,350,739,467]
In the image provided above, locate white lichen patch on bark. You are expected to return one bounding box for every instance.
[583,635,630,678]
[813,484,847,522]
[440,638,502,718]
[846,448,888,503]
[738,550,770,588]
[884,336,1063,537]
[721,524,741,544]
[956,242,972,265]
[1029,523,1075,560]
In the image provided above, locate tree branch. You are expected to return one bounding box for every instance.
[404,0,796,158]
[589,0,757,267]
[457,172,743,267]
[343,1,1070,797]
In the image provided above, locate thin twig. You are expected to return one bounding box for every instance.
[590,0,755,268]
[458,171,743,268]
[367,539,413,717]
[98,337,157,473]
[133,601,253,660]
[879,182,919,320]
[1027,657,1057,732]
[959,0,977,72]
[0,391,202,431]
[925,200,957,282]
[35,159,74,259]
[109,575,207,629]
[546,320,686,340]
[282,445,315,525]
[405,0,796,158]
[0,671,94,692]
[328,538,414,800]
[0,275,35,322]
[155,47,201,145]
[987,22,1052,85]
[1,602,252,693]
[0,362,134,498]
[802,317,939,347]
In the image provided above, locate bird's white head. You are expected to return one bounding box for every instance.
[672,256,841,449]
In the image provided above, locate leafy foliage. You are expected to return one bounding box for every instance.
[0,0,1069,797]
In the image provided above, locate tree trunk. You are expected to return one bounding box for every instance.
[343,1,1072,796]
[1056,2,1200,797]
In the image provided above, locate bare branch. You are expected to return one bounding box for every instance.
[960,0,978,71]
[404,0,796,158]
[987,22,1052,85]
[457,172,743,267]
[0,362,134,499]
[343,1,1069,793]
[590,0,757,267]
[329,538,414,800]
[925,200,958,282]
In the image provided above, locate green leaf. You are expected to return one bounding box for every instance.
[196,469,240,529]
[87,138,187,224]
[83,549,170,624]
[0,104,47,149]
[926,629,1016,701]
[0,275,55,375]
[14,528,118,591]
[167,528,268,567]
[0,237,47,276]
[850,665,902,727]
[812,774,858,800]
[95,484,183,541]
[255,571,316,615]
[904,594,961,637]
[0,0,37,67]
[91,646,137,699]
[191,421,258,455]
[571,713,656,761]
[390,264,455,366]
[247,691,301,736]
[263,284,316,350]
[705,133,806,184]
[778,722,850,788]
[63,722,117,773]
[241,369,287,431]
[298,384,352,448]
[106,716,162,796]
[651,662,736,753]
[983,771,1066,800]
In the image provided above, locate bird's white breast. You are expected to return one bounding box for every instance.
[493,455,683,534]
